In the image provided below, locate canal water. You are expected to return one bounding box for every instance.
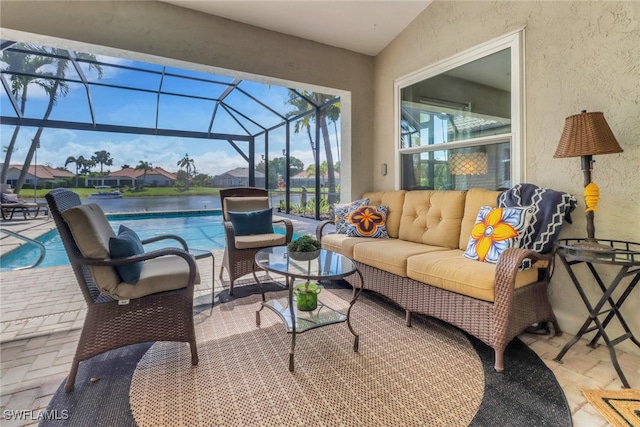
[58,194,303,213]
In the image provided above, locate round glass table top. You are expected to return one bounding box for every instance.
[255,247,356,280]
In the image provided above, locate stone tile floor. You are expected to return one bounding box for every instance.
[1,216,638,426]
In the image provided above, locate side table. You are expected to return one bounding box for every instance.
[553,238,640,388]
[253,246,363,372]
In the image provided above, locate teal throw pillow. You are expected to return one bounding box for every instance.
[109,225,145,284]
[227,208,274,236]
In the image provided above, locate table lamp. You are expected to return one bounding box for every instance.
[553,110,623,246]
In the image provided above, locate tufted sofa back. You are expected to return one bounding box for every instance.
[398,190,467,248]
[361,190,406,238]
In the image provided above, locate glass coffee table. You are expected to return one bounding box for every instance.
[253,246,363,371]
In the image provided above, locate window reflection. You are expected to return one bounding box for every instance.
[397,39,520,192]
[401,142,510,191]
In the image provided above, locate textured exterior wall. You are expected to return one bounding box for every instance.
[376,1,640,355]
[0,0,375,202]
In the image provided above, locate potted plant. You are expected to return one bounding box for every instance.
[294,281,321,311]
[287,235,321,261]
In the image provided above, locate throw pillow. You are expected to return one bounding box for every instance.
[333,198,370,234]
[1,193,18,203]
[227,208,274,236]
[463,205,533,264]
[346,205,389,238]
[109,225,145,284]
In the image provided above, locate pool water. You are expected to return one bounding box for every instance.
[1,211,291,270]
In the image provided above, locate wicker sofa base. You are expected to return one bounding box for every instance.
[345,261,561,372]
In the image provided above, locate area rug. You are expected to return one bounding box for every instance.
[43,282,571,426]
[582,388,640,427]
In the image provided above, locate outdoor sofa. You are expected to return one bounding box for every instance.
[317,186,576,372]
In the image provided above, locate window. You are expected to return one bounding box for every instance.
[395,30,524,191]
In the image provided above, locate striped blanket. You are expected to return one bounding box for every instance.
[498,183,577,268]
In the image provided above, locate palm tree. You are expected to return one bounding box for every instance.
[287,91,340,204]
[64,155,87,187]
[0,44,52,185]
[135,161,153,188]
[92,150,113,173]
[177,153,195,189]
[13,47,103,194]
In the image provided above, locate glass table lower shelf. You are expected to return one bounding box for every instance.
[253,246,363,372]
[259,294,348,333]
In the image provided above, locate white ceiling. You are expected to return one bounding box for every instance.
[160,1,432,56]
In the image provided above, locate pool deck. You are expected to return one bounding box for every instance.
[0,214,637,426]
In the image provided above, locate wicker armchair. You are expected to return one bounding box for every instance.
[218,187,293,295]
[46,189,199,392]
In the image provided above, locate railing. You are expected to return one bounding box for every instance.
[0,229,46,270]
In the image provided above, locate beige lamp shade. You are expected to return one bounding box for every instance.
[554,111,623,158]
[449,152,487,175]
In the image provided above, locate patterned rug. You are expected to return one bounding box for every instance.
[582,389,640,427]
[43,282,571,426]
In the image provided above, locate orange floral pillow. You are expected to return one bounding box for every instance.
[463,206,533,264]
[333,198,370,234]
[346,205,389,238]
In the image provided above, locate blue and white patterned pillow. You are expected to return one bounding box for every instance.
[333,198,370,234]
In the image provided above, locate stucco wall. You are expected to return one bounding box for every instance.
[376,1,640,355]
[0,0,375,202]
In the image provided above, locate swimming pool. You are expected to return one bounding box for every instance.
[0,211,293,270]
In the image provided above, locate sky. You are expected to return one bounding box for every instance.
[0,46,340,177]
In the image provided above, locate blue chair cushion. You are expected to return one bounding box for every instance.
[227,208,274,236]
[109,225,145,284]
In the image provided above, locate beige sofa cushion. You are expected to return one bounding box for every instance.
[320,233,378,258]
[361,190,406,238]
[353,239,448,277]
[399,190,466,248]
[223,197,270,220]
[459,188,502,250]
[406,250,539,302]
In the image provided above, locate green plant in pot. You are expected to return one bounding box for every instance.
[294,281,321,311]
[287,235,321,261]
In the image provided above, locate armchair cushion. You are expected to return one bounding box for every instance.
[61,203,121,294]
[110,255,200,300]
[223,197,270,220]
[109,225,145,284]
[227,208,274,236]
[234,233,287,250]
